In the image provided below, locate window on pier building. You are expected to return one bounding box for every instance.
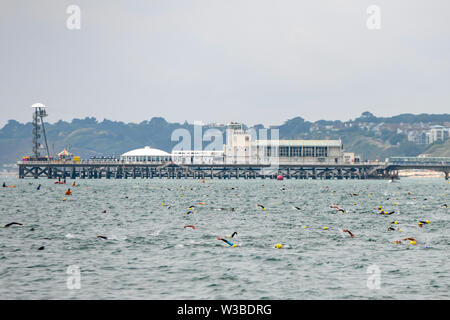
[279,146,289,157]
[303,147,314,157]
[265,146,272,157]
[290,146,301,157]
[316,147,328,157]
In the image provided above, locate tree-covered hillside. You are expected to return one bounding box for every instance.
[1,112,449,167]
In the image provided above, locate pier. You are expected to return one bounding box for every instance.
[16,161,450,180]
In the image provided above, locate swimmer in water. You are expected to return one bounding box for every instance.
[2,182,6,188]
[1,222,23,228]
[226,232,238,239]
[418,220,430,228]
[184,225,197,230]
[65,189,72,196]
[293,206,301,211]
[330,205,345,213]
[37,184,41,190]
[394,237,417,244]
[403,237,417,244]
[257,204,266,211]
[72,182,76,187]
[217,237,236,247]
[97,235,108,240]
[343,229,354,237]
[380,210,395,215]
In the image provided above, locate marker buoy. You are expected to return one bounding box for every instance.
[276,175,283,181]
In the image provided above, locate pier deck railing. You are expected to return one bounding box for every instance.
[16,160,449,180]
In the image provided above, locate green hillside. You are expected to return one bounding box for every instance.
[424,140,450,157]
[0,113,448,167]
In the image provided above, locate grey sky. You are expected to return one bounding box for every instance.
[1,0,449,127]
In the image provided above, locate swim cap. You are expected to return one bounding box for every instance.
[410,241,416,245]
[323,227,329,230]
[275,243,283,249]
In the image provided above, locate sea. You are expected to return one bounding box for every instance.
[0,177,449,299]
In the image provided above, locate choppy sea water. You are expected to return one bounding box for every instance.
[0,177,449,300]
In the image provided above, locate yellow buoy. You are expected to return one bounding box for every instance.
[323,227,329,230]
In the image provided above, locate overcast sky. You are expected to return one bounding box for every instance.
[1,0,449,127]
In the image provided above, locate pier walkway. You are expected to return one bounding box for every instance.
[17,161,449,180]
